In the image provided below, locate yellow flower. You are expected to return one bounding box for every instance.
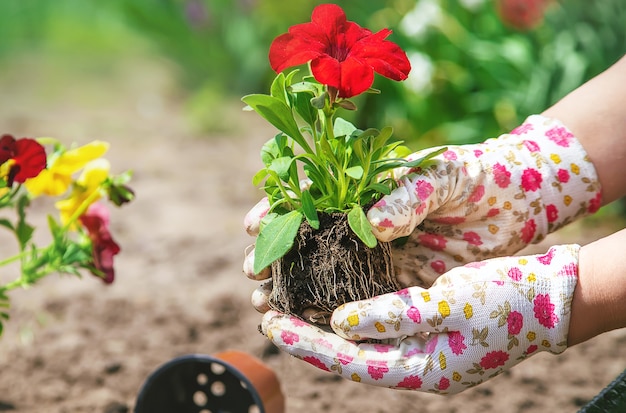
[55,158,110,226]
[518,258,528,265]
[527,331,536,341]
[439,351,447,370]
[351,373,362,382]
[564,195,573,206]
[374,322,386,333]
[463,303,473,319]
[25,141,109,196]
[347,312,360,327]
[570,163,580,175]
[438,301,450,318]
[421,291,431,302]
[550,153,561,164]
[527,273,536,282]
[452,372,462,382]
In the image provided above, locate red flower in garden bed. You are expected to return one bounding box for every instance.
[269,3,411,99]
[0,134,47,185]
[79,202,121,284]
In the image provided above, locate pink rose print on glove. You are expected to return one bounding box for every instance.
[546,126,573,147]
[438,377,451,391]
[507,311,524,335]
[303,356,330,372]
[546,204,559,223]
[510,123,533,135]
[397,375,423,389]
[448,331,467,355]
[508,267,523,282]
[480,350,509,369]
[493,163,512,188]
[557,168,570,183]
[336,353,354,365]
[281,330,300,345]
[367,360,390,380]
[430,260,447,275]
[520,219,536,243]
[521,168,542,191]
[443,150,457,161]
[418,233,447,251]
[468,185,485,203]
[523,140,540,152]
[533,294,558,329]
[588,192,602,214]
[537,248,555,265]
[407,306,422,323]
[463,231,483,246]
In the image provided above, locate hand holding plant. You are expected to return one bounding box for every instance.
[0,134,134,336]
[243,4,443,321]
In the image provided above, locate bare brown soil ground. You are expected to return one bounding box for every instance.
[0,56,624,413]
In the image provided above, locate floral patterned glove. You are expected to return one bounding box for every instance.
[372,115,599,286]
[262,244,580,394]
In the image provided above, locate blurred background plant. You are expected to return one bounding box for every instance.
[1,0,624,194]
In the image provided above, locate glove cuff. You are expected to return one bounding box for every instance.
[531,243,580,354]
[500,115,601,243]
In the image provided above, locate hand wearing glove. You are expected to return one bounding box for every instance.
[244,115,600,310]
[366,114,599,285]
[261,244,581,394]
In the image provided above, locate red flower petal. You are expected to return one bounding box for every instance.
[267,4,410,98]
[12,138,47,183]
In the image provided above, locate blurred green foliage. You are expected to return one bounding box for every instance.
[1,0,624,143]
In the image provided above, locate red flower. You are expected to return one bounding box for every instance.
[302,356,330,372]
[480,350,509,369]
[396,375,422,389]
[438,376,450,391]
[493,163,511,188]
[0,134,47,186]
[533,293,558,329]
[418,233,447,251]
[520,219,536,243]
[507,311,524,335]
[268,4,410,99]
[546,204,558,223]
[79,202,121,284]
[521,168,542,192]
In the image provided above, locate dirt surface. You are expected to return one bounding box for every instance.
[0,56,625,413]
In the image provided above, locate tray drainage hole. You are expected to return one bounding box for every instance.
[197,373,208,385]
[193,390,208,406]
[210,381,226,397]
[211,363,226,375]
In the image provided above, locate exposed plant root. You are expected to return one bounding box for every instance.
[269,213,399,324]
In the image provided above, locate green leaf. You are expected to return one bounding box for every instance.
[241,94,311,153]
[288,81,318,94]
[252,168,269,186]
[300,190,319,230]
[254,210,303,274]
[293,91,317,127]
[310,93,326,109]
[270,72,287,104]
[347,206,377,248]
[365,182,392,196]
[402,147,448,168]
[269,157,294,182]
[372,126,394,152]
[345,165,364,179]
[0,218,14,231]
[334,117,357,138]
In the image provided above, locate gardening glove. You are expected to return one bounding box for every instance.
[261,244,580,394]
[368,114,599,286]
